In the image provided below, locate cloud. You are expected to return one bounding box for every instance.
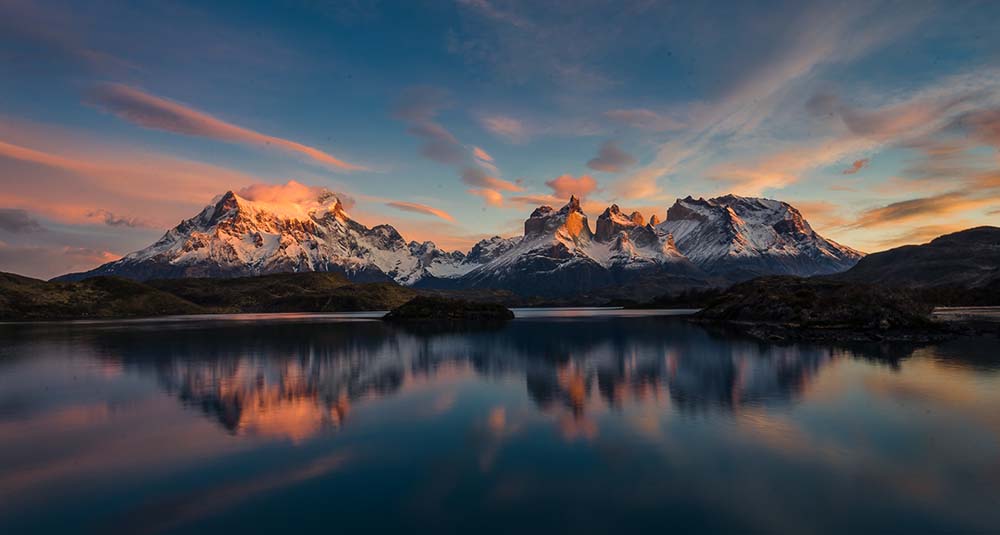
[385,201,455,222]
[0,242,119,280]
[478,114,529,143]
[236,180,355,210]
[604,109,683,131]
[841,158,870,175]
[851,192,994,229]
[85,209,150,228]
[544,174,598,199]
[0,125,264,228]
[472,146,494,163]
[408,122,466,164]
[0,209,43,233]
[461,166,522,192]
[958,108,1000,148]
[450,0,622,90]
[788,201,850,230]
[473,146,499,174]
[87,83,366,171]
[393,87,519,207]
[709,136,872,195]
[467,188,504,207]
[875,223,974,249]
[457,0,533,29]
[586,141,636,173]
[612,2,928,200]
[392,85,450,122]
[392,87,463,164]
[509,194,560,206]
[837,94,977,141]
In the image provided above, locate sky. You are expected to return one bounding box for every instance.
[1,0,999,279]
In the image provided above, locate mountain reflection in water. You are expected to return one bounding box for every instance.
[1,313,999,534]
[68,318,838,440]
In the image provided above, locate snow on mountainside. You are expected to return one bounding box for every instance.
[55,188,863,295]
[657,194,863,279]
[56,190,478,284]
[456,197,705,295]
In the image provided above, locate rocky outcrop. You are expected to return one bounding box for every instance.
[382,296,514,321]
[694,276,947,342]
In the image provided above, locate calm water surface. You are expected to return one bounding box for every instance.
[1,310,999,534]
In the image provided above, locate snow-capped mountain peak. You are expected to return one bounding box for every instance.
[657,194,863,278]
[56,188,863,295]
[61,188,473,284]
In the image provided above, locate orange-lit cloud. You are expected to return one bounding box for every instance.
[851,192,995,228]
[831,93,977,141]
[874,223,975,249]
[473,146,499,175]
[0,134,259,225]
[385,201,455,222]
[713,137,873,195]
[88,83,367,171]
[237,180,355,210]
[473,146,494,163]
[468,188,504,207]
[791,200,851,230]
[544,174,598,199]
[842,158,870,175]
[461,166,522,192]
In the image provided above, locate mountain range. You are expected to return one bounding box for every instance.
[56,189,864,296]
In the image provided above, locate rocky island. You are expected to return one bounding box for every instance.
[382,296,515,322]
[694,276,950,342]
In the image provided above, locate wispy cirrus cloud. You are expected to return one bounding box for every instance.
[478,114,529,143]
[88,83,367,171]
[0,120,265,228]
[604,108,683,132]
[850,192,994,229]
[393,87,515,208]
[613,1,931,200]
[385,201,455,222]
[393,86,468,165]
[460,166,521,192]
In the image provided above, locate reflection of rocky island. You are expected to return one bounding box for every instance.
[76,317,909,440]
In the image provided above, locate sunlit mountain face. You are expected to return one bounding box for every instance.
[2,1,999,279]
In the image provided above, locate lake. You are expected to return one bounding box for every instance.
[1,310,999,534]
